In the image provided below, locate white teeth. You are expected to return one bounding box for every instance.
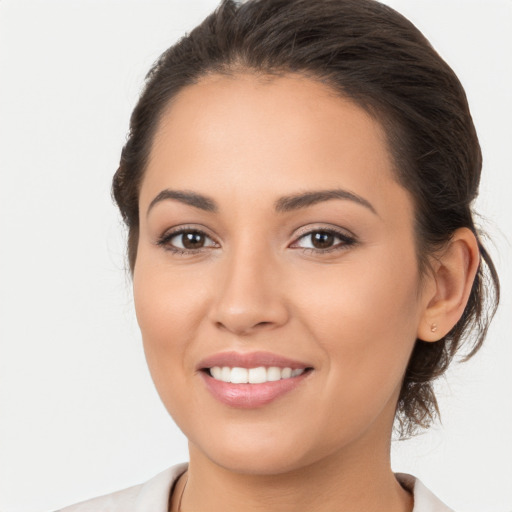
[230,367,248,384]
[267,367,281,382]
[248,367,267,384]
[211,366,222,380]
[221,366,231,382]
[209,366,306,383]
[281,367,292,379]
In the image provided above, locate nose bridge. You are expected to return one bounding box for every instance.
[209,234,289,335]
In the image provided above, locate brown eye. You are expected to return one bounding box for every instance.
[181,231,206,249]
[311,231,335,249]
[158,229,218,253]
[292,228,356,253]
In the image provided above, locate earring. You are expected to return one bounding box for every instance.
[430,323,438,333]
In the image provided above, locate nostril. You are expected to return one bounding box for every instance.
[214,319,275,335]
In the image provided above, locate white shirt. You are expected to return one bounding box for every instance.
[56,463,454,512]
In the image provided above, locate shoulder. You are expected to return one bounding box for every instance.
[55,463,188,512]
[395,473,455,512]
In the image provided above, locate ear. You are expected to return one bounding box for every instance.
[417,227,480,342]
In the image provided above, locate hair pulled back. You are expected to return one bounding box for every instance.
[112,0,499,437]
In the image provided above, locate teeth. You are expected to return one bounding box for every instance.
[211,366,222,380]
[267,367,281,381]
[282,367,292,379]
[221,366,231,382]
[209,366,305,383]
[248,367,267,384]
[230,367,248,384]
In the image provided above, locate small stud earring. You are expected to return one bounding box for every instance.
[430,323,438,333]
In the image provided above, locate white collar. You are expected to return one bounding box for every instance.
[396,472,454,512]
[135,465,455,512]
[58,463,454,511]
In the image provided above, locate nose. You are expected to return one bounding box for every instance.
[208,245,290,336]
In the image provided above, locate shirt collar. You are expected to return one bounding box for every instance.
[134,464,454,512]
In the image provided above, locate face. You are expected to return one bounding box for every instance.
[134,74,431,475]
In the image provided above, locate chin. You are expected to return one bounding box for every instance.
[203,445,313,476]
[187,423,346,477]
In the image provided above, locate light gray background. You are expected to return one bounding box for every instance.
[0,1,511,511]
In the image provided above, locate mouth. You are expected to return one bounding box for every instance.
[197,351,314,408]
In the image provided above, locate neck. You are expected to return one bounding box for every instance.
[175,424,412,512]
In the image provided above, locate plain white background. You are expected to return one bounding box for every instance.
[0,1,510,511]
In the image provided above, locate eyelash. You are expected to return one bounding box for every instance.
[156,226,357,256]
[156,226,218,255]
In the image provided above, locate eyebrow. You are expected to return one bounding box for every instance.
[147,188,377,216]
[147,189,218,215]
[274,189,377,215]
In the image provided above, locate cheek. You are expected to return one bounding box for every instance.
[132,256,209,402]
[297,247,421,421]
[299,246,420,336]
[133,246,212,336]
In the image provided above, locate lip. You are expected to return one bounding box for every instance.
[197,351,313,409]
[200,371,311,408]
[197,351,311,371]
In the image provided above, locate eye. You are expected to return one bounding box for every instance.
[291,228,356,253]
[157,228,218,253]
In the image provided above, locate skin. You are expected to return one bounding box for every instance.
[133,73,479,512]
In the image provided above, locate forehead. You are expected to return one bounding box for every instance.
[140,73,409,218]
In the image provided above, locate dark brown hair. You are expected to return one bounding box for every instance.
[112,0,500,437]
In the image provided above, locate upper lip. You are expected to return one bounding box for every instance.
[197,351,312,370]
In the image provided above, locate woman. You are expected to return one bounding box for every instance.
[56,0,500,510]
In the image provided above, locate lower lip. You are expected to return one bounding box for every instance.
[200,371,310,408]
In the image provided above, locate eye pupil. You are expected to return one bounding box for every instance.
[312,232,334,249]
[182,231,205,249]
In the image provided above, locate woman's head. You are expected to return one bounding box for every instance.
[113,0,499,440]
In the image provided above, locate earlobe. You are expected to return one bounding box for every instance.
[417,228,480,342]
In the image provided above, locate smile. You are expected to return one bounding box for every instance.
[208,366,306,384]
[198,351,313,408]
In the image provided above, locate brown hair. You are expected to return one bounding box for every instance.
[112,0,500,437]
